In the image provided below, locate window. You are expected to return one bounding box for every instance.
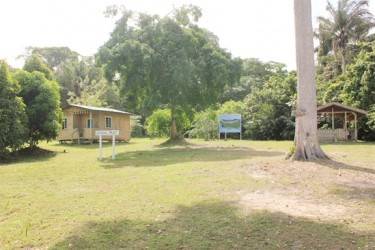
[62,118,68,129]
[105,116,112,128]
[87,118,93,128]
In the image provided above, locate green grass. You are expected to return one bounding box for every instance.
[0,139,374,249]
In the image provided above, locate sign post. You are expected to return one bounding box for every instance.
[95,130,119,160]
[218,114,242,147]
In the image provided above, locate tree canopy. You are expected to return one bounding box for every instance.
[316,0,375,72]
[0,60,27,157]
[13,55,63,147]
[97,5,242,139]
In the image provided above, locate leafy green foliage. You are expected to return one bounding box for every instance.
[145,109,172,138]
[221,59,287,102]
[130,115,145,137]
[244,71,296,140]
[97,6,241,138]
[342,42,375,109]
[316,0,375,72]
[23,54,54,81]
[14,58,63,147]
[188,108,218,140]
[188,101,245,140]
[23,47,80,71]
[145,109,190,138]
[316,41,375,141]
[0,61,27,157]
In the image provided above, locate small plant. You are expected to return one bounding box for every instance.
[286,144,295,159]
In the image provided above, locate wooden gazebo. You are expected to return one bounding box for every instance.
[317,103,367,142]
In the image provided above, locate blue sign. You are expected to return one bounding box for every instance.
[218,114,241,133]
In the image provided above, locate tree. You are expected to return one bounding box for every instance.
[342,42,375,109]
[188,100,246,140]
[221,59,287,102]
[293,0,326,160]
[97,5,241,140]
[316,0,374,72]
[145,109,190,138]
[0,61,27,157]
[23,54,54,81]
[244,72,296,140]
[23,47,80,71]
[13,56,63,148]
[65,57,121,108]
[188,108,218,140]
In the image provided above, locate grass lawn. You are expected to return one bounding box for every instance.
[0,138,374,249]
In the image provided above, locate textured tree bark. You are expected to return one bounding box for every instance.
[171,117,178,139]
[293,0,327,161]
[170,107,179,140]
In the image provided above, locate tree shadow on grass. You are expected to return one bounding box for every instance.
[101,146,284,169]
[0,147,57,165]
[52,201,374,249]
[52,141,132,150]
[317,158,375,175]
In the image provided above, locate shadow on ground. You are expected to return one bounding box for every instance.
[52,201,374,249]
[101,146,284,169]
[0,147,57,165]
[318,159,375,175]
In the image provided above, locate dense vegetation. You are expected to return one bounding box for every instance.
[0,57,63,159]
[1,0,375,153]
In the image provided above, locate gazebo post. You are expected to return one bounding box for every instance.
[332,107,337,142]
[344,111,347,141]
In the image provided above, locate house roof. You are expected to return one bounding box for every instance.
[65,104,133,115]
[317,102,367,117]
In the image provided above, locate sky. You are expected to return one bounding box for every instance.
[1,0,375,70]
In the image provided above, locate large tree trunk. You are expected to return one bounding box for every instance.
[170,107,179,140]
[293,0,326,161]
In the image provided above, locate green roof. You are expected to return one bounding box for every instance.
[66,104,133,115]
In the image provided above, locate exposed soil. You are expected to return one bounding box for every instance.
[238,156,375,231]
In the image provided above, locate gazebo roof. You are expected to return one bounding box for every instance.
[317,102,367,118]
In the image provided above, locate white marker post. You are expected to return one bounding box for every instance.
[95,130,119,160]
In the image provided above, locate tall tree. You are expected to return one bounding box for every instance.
[13,56,63,148]
[23,47,79,71]
[316,0,374,72]
[97,5,241,139]
[244,71,296,140]
[221,59,287,102]
[342,42,375,109]
[0,61,27,156]
[293,0,326,160]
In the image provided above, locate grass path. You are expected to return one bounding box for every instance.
[0,139,374,249]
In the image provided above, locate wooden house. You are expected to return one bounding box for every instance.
[317,102,367,142]
[58,104,132,143]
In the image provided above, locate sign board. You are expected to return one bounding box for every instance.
[218,114,241,133]
[96,130,119,160]
[96,130,119,136]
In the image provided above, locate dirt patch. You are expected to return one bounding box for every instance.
[238,156,375,231]
[240,190,348,220]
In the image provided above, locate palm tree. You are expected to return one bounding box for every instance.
[316,0,375,72]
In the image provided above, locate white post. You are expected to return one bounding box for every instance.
[90,111,93,144]
[112,133,116,159]
[99,134,103,160]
